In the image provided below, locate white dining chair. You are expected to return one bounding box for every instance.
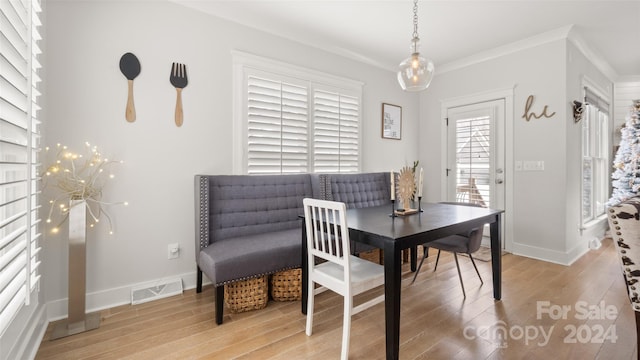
[303,198,385,360]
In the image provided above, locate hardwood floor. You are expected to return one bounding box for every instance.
[36,238,637,359]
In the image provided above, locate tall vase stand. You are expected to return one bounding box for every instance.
[50,201,101,340]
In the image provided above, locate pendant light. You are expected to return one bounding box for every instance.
[397,0,434,91]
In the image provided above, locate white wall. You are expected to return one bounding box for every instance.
[42,0,419,318]
[565,40,612,259]
[419,36,611,265]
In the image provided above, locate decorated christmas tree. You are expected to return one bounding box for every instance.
[608,100,640,206]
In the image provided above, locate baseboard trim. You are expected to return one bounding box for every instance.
[510,241,588,266]
[46,270,210,321]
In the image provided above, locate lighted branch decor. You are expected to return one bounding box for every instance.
[43,142,127,234]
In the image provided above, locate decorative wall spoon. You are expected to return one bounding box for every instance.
[119,53,141,122]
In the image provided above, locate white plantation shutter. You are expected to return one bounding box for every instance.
[247,76,308,174]
[313,90,359,173]
[236,53,362,174]
[0,0,42,335]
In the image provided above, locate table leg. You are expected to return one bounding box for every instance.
[301,220,308,314]
[383,243,402,360]
[490,214,502,300]
[410,246,417,272]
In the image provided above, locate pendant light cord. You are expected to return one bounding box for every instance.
[411,0,420,54]
[412,0,419,40]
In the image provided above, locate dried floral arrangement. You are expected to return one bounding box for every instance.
[42,142,127,234]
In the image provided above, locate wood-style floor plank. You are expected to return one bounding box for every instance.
[36,238,637,359]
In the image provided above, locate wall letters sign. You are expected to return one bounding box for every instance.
[522,95,556,121]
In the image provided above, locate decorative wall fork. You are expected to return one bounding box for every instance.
[170,62,188,127]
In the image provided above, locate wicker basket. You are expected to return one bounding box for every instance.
[359,249,382,264]
[224,276,268,313]
[271,268,302,301]
[359,248,413,265]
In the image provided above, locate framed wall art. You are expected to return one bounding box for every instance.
[382,103,402,140]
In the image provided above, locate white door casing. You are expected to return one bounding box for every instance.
[440,88,514,251]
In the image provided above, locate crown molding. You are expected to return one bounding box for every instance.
[615,75,640,83]
[567,27,618,82]
[436,25,575,75]
[435,24,618,83]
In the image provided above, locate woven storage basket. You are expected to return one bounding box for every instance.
[359,249,382,264]
[271,268,302,301]
[358,248,413,265]
[224,276,268,313]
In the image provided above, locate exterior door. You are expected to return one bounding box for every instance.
[446,99,505,246]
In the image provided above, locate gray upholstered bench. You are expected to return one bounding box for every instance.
[322,172,391,255]
[195,174,314,324]
[194,172,392,324]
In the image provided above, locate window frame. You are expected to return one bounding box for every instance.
[0,0,42,336]
[232,51,363,175]
[581,81,610,226]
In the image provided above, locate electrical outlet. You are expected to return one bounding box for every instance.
[168,243,180,260]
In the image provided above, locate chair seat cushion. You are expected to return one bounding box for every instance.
[199,228,301,285]
[313,255,384,293]
[426,235,470,253]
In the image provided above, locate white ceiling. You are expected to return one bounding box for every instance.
[175,0,640,80]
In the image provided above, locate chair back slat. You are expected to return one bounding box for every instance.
[303,198,350,269]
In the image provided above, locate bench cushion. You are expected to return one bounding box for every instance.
[199,228,301,285]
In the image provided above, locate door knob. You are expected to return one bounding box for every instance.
[495,179,504,184]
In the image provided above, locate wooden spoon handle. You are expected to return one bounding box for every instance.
[125,80,136,122]
[175,88,183,127]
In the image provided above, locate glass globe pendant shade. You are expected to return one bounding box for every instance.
[397,39,434,91]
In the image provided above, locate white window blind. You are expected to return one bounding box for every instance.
[234,52,362,175]
[0,0,42,335]
[582,104,609,222]
[247,75,309,174]
[454,115,491,206]
[313,89,359,173]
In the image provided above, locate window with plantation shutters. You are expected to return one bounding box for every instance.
[313,90,359,173]
[0,0,42,335]
[247,76,309,174]
[233,51,362,175]
[581,86,609,223]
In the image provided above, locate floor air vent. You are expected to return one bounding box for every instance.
[131,278,183,305]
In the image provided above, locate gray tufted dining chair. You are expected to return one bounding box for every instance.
[411,202,485,298]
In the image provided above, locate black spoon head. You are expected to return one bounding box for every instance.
[119,52,141,80]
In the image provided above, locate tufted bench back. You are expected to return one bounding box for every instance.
[196,174,313,250]
[607,196,640,312]
[325,172,391,209]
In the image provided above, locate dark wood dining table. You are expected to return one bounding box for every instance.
[301,202,504,360]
